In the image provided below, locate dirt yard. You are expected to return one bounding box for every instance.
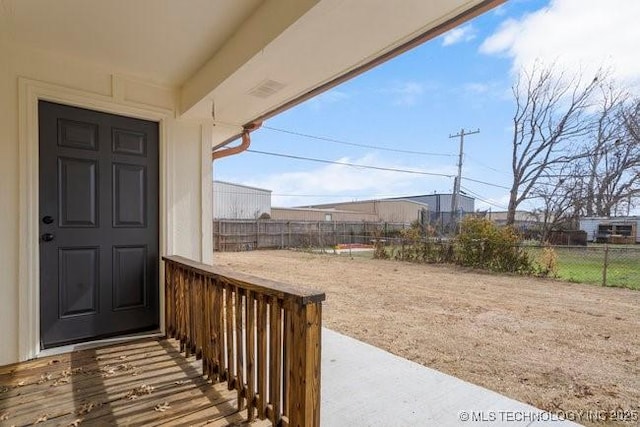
[213,250,640,425]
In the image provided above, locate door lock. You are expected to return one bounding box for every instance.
[41,233,55,242]
[42,216,54,224]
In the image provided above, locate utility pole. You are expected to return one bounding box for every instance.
[449,128,479,228]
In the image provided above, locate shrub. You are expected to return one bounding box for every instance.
[456,217,534,274]
[372,228,390,259]
[535,245,559,277]
[392,224,451,263]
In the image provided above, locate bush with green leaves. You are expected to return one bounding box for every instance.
[389,224,453,263]
[456,217,534,273]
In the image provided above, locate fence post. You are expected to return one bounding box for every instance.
[602,244,609,286]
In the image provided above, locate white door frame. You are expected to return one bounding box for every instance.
[18,77,173,361]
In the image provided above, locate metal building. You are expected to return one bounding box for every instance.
[303,199,429,224]
[270,207,379,222]
[213,180,272,219]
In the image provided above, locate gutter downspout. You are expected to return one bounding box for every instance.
[212,122,262,161]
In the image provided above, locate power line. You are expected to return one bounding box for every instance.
[262,125,456,157]
[462,176,510,190]
[212,189,420,198]
[245,149,455,178]
[245,149,511,189]
[465,154,510,175]
[460,185,508,210]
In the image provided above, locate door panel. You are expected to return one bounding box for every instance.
[58,119,98,150]
[39,101,159,349]
[112,246,147,310]
[58,157,98,227]
[113,163,146,227]
[58,247,99,317]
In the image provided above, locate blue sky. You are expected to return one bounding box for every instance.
[214,0,640,211]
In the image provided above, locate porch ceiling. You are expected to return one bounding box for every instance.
[0,0,265,86]
[2,0,501,127]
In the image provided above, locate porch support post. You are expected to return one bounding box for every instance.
[287,301,322,427]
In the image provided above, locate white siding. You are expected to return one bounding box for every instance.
[579,216,640,243]
[213,181,271,219]
[578,218,602,242]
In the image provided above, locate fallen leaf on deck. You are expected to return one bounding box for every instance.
[126,384,154,400]
[34,414,48,424]
[53,377,71,387]
[16,381,25,387]
[68,418,83,426]
[154,402,171,412]
[77,401,100,415]
[0,412,9,421]
[38,373,53,384]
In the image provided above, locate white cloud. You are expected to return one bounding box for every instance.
[306,89,350,110]
[492,4,508,17]
[442,24,476,46]
[243,153,456,207]
[384,81,426,106]
[464,82,491,94]
[480,0,640,90]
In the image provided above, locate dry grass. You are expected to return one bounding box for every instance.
[214,250,640,426]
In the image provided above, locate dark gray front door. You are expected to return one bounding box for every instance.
[39,101,159,349]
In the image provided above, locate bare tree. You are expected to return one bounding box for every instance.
[530,161,584,240]
[506,63,601,225]
[527,85,640,228]
[578,91,640,216]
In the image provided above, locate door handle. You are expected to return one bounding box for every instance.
[41,233,55,242]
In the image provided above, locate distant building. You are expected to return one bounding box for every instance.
[213,180,271,219]
[271,207,379,222]
[579,216,640,244]
[301,199,429,224]
[392,194,474,227]
[485,210,540,227]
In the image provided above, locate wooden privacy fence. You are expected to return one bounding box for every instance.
[213,219,409,251]
[163,256,325,427]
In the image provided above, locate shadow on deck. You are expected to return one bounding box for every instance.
[0,338,269,426]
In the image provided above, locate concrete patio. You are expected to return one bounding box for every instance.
[322,328,580,426]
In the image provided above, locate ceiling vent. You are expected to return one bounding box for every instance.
[248,79,286,99]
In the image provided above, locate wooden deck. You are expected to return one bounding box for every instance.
[0,338,271,427]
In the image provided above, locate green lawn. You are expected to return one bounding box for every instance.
[534,246,640,290]
[346,243,640,290]
[330,242,640,290]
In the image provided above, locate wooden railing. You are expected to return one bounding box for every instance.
[162,255,325,427]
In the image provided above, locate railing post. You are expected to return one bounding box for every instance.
[162,256,325,426]
[287,301,322,427]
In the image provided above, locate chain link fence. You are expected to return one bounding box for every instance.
[380,240,640,289]
[543,244,640,288]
